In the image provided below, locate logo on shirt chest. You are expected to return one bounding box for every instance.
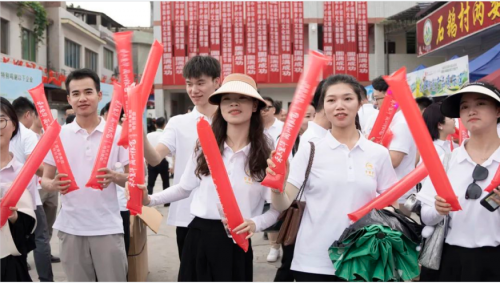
[243,176,253,185]
[365,162,375,177]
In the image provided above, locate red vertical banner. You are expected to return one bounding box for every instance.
[245,2,257,80]
[323,2,334,78]
[334,2,346,75]
[210,2,221,62]
[199,2,210,56]
[160,2,174,85]
[233,2,245,74]
[292,1,304,83]
[280,2,292,83]
[221,2,233,78]
[268,2,280,83]
[256,2,268,83]
[173,2,185,85]
[345,1,358,78]
[187,2,198,59]
[357,1,369,81]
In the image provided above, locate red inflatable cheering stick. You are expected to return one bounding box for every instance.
[29,84,79,193]
[368,91,398,144]
[115,31,134,149]
[458,119,469,145]
[126,85,145,215]
[261,51,330,192]
[0,120,61,228]
[86,83,124,189]
[197,117,249,252]
[138,40,163,109]
[381,128,394,148]
[384,68,461,211]
[348,163,428,222]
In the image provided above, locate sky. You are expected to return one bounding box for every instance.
[67,2,151,27]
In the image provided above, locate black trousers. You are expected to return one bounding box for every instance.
[147,159,170,195]
[176,226,189,261]
[274,244,295,282]
[293,271,342,282]
[120,210,130,255]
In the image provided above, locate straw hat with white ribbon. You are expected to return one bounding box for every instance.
[208,73,267,108]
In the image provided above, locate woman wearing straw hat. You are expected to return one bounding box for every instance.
[130,74,280,281]
[418,81,500,281]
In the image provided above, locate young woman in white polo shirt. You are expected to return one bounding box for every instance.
[423,102,458,156]
[136,74,279,281]
[268,74,398,282]
[418,82,500,281]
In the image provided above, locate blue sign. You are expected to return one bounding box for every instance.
[0,63,42,102]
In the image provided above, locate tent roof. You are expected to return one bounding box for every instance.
[480,68,500,89]
[470,42,500,81]
[413,64,427,71]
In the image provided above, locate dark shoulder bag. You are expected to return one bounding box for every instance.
[276,141,315,246]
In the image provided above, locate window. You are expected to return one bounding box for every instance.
[1,19,8,54]
[406,31,416,54]
[104,48,114,70]
[85,48,98,72]
[65,39,81,68]
[22,28,36,61]
[385,41,396,54]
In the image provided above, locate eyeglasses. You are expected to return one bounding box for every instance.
[466,164,489,200]
[0,118,10,130]
[262,106,274,112]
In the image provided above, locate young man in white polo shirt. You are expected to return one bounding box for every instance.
[142,56,221,261]
[41,69,129,282]
[261,97,285,143]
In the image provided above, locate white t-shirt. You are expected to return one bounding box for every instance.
[43,118,129,236]
[159,107,211,227]
[9,124,41,207]
[418,142,500,248]
[358,104,379,133]
[0,153,38,209]
[300,121,329,144]
[288,132,398,275]
[264,118,284,143]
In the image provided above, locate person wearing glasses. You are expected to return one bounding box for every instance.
[261,97,284,143]
[418,82,500,281]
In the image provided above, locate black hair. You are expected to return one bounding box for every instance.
[423,103,445,141]
[66,114,76,124]
[65,68,101,94]
[320,74,363,130]
[187,106,194,112]
[312,79,327,112]
[155,117,166,128]
[273,100,282,115]
[100,102,111,116]
[416,96,433,111]
[1,97,20,140]
[262,96,274,105]
[372,76,389,92]
[12,96,36,118]
[183,55,221,80]
[360,84,368,100]
[64,105,73,111]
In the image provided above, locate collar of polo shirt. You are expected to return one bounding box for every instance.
[325,131,368,151]
[223,142,251,156]
[455,140,500,166]
[67,117,106,133]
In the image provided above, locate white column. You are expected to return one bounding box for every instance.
[154,89,166,118]
[308,23,318,51]
[374,23,385,78]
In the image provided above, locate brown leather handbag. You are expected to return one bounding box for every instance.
[276,141,315,246]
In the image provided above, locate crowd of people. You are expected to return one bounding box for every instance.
[1,54,500,282]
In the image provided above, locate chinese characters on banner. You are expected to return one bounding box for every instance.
[345,1,358,78]
[173,2,185,84]
[269,2,280,83]
[292,1,304,83]
[233,2,245,73]
[417,2,500,57]
[160,2,173,85]
[199,3,210,55]
[280,2,292,83]
[245,2,257,80]
[323,2,334,78]
[210,2,221,62]
[334,2,346,74]
[187,2,198,59]
[221,2,233,78]
[357,1,369,81]
[257,2,268,83]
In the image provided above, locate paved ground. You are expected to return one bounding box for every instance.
[28,179,281,282]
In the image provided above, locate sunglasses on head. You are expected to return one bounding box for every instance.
[466,164,489,200]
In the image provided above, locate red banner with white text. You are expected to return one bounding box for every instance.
[257,2,268,83]
[280,1,292,83]
[292,1,304,83]
[173,2,185,84]
[233,2,245,74]
[221,2,233,78]
[210,2,221,62]
[245,2,257,80]
[345,1,358,78]
[269,2,280,83]
[160,2,174,85]
[334,2,346,75]
[187,2,198,59]
[199,2,210,55]
[357,1,369,81]
[323,1,334,78]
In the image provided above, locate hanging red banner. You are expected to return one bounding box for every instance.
[280,2,292,83]
[173,2,185,85]
[199,2,210,55]
[257,2,268,83]
[245,2,257,80]
[187,2,198,59]
[323,1,334,78]
[357,1,369,81]
[345,1,358,78]
[160,2,174,85]
[221,2,233,78]
[269,2,280,83]
[334,2,346,75]
[292,1,304,83]
[233,2,245,74]
[210,2,221,62]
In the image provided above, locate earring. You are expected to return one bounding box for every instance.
[439,127,443,130]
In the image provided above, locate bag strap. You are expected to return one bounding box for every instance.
[296,141,315,201]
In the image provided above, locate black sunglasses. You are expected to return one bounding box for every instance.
[466,164,489,200]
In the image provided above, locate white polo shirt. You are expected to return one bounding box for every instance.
[288,132,398,275]
[358,104,379,133]
[418,142,500,248]
[43,118,129,236]
[300,121,329,144]
[159,107,211,227]
[0,153,38,208]
[264,118,284,143]
[9,124,41,207]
